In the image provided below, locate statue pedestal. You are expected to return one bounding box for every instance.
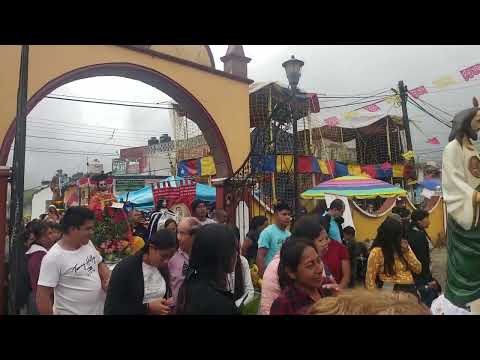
[468,298,480,315]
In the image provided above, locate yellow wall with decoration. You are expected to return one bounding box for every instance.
[301,197,446,246]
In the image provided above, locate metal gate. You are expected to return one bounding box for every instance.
[224,86,313,232]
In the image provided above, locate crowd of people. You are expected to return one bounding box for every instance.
[17,195,443,316]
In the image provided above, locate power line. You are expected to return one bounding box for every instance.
[25,149,118,156]
[415,97,453,117]
[50,93,174,106]
[26,135,138,147]
[317,96,391,110]
[315,91,394,100]
[26,125,151,142]
[45,95,177,110]
[408,100,451,128]
[349,97,392,113]
[407,96,452,128]
[317,95,393,105]
[408,96,451,125]
[28,117,170,135]
[27,126,149,140]
[315,88,391,97]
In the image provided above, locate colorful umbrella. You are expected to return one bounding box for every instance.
[301,176,407,200]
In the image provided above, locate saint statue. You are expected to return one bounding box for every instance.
[442,97,480,313]
[89,175,116,212]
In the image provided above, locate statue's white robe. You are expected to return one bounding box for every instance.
[442,138,480,230]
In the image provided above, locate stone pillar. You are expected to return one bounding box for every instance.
[220,45,251,79]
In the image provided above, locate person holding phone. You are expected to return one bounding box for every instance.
[104,229,177,315]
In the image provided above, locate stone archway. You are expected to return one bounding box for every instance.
[0,45,252,176]
[0,62,235,177]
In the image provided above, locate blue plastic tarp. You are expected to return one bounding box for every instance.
[418,178,441,191]
[116,176,216,210]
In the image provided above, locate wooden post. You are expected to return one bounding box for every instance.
[308,113,316,187]
[386,117,393,184]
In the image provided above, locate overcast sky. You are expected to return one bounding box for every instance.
[13,45,480,188]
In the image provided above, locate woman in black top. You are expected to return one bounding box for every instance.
[241,216,268,264]
[104,229,177,315]
[406,209,441,306]
[176,224,239,315]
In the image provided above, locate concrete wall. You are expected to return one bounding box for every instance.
[31,187,53,220]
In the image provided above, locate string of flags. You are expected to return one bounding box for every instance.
[177,156,216,177]
[251,154,414,179]
[317,61,480,130]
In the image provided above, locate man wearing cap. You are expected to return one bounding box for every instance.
[191,199,215,226]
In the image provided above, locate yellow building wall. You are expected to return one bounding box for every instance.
[351,204,390,243]
[406,199,446,247]
[351,198,446,246]
[0,45,250,173]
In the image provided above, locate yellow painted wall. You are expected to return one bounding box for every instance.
[352,198,446,246]
[250,197,273,223]
[351,205,391,243]
[300,197,446,247]
[0,45,250,173]
[406,199,446,247]
[150,45,214,68]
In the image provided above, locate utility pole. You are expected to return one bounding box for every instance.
[398,80,416,193]
[398,81,414,153]
[8,45,29,314]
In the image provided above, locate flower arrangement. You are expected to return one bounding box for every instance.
[92,206,133,262]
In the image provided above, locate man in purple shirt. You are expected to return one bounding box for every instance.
[168,217,201,305]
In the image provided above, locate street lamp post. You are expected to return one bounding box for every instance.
[282,55,304,221]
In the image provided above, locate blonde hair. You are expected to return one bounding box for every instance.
[309,289,431,315]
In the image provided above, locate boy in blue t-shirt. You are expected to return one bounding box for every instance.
[256,202,292,276]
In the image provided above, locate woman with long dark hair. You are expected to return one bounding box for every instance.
[104,229,177,315]
[176,224,239,315]
[241,216,268,263]
[366,217,422,297]
[227,226,254,306]
[25,220,56,314]
[407,209,441,306]
[259,215,336,315]
[270,237,328,315]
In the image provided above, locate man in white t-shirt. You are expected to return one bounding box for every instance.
[37,206,111,315]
